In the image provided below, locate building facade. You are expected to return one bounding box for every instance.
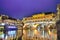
[22,13,57,40]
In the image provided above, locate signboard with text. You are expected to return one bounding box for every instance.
[5,25,18,31]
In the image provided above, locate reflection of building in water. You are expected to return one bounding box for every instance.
[22,13,57,40]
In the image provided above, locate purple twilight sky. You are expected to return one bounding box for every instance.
[0,0,59,19]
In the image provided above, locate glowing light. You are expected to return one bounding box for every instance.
[0,34,4,38]
[23,30,26,35]
[23,24,29,28]
[33,14,45,17]
[48,30,51,35]
[1,23,5,25]
[33,24,39,28]
[34,30,38,34]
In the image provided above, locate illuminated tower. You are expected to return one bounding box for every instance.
[57,4,60,21]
